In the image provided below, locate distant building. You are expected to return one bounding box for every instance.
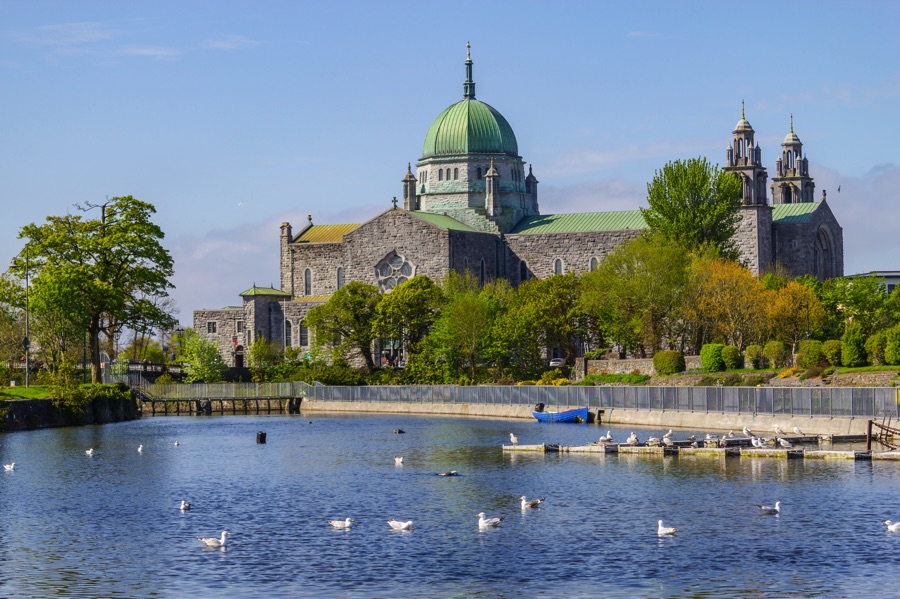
[846,271,900,295]
[195,46,844,366]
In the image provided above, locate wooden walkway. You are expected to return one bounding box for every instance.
[139,397,301,416]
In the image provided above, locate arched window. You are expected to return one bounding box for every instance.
[590,257,598,271]
[336,267,344,289]
[554,259,563,275]
[299,321,309,347]
[284,320,292,348]
[519,260,528,282]
[438,169,443,181]
[453,168,458,180]
[446,168,451,180]
[477,167,482,180]
[304,268,312,295]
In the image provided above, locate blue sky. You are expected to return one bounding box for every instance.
[2,1,899,327]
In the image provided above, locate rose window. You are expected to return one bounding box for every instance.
[375,251,416,292]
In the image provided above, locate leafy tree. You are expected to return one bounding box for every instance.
[822,339,843,366]
[120,337,167,364]
[247,334,282,382]
[797,339,824,369]
[372,275,444,356]
[305,282,381,372]
[700,343,725,372]
[765,280,825,353]
[865,331,887,366]
[7,196,176,383]
[817,275,895,339]
[840,322,867,367]
[180,329,227,382]
[763,340,788,369]
[744,344,764,369]
[689,258,766,350]
[885,324,900,365]
[641,157,743,260]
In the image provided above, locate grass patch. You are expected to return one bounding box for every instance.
[580,373,651,386]
[834,365,900,375]
[696,374,768,387]
[0,386,52,400]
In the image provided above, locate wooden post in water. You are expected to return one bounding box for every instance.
[867,420,873,452]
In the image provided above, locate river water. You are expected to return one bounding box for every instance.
[1,413,899,598]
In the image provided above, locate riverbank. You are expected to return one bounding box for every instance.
[1,386,140,432]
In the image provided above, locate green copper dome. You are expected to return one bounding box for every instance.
[421,44,519,159]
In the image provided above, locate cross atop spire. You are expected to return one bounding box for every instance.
[790,113,794,133]
[742,99,745,120]
[463,41,475,99]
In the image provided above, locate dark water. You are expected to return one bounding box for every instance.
[1,414,899,598]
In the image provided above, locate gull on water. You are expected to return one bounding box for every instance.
[756,501,782,515]
[882,520,900,532]
[138,445,143,454]
[794,426,805,436]
[509,432,519,445]
[657,520,678,536]
[778,438,793,448]
[197,531,231,548]
[477,512,503,529]
[598,431,613,443]
[85,448,94,457]
[387,519,414,531]
[519,496,545,509]
[328,518,355,529]
[394,456,403,466]
[437,470,459,476]
[4,462,14,471]
[180,500,191,511]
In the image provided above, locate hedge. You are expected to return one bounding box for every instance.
[653,350,686,375]
[721,345,744,370]
[700,343,725,372]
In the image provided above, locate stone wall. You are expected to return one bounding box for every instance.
[773,201,843,279]
[506,229,642,282]
[585,355,703,376]
[193,307,244,367]
[735,206,773,274]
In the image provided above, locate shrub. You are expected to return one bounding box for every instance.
[517,380,536,386]
[721,345,744,370]
[696,373,764,386]
[745,345,765,369]
[822,339,842,367]
[579,373,650,386]
[796,340,824,369]
[865,331,887,366]
[700,344,725,372]
[154,372,175,385]
[552,378,570,386]
[886,324,900,365]
[538,369,563,385]
[799,365,825,381]
[840,322,867,368]
[583,349,606,360]
[763,340,788,369]
[653,350,686,375]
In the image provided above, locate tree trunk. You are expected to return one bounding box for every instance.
[89,317,102,384]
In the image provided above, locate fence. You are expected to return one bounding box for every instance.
[127,380,900,420]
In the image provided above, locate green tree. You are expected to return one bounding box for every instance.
[305,282,381,372]
[247,334,282,382]
[641,157,743,260]
[7,197,176,383]
[180,329,227,382]
[372,275,444,356]
[817,275,895,339]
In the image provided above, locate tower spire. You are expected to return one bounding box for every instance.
[742,99,745,119]
[463,41,475,99]
[790,113,794,133]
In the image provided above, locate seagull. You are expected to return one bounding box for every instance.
[477,512,503,529]
[394,456,403,466]
[662,437,674,448]
[437,470,459,476]
[882,520,900,532]
[757,501,781,515]
[691,440,699,448]
[794,427,805,436]
[837,185,841,193]
[197,531,231,547]
[328,518,355,529]
[237,200,244,207]
[180,500,191,511]
[138,445,143,454]
[627,432,639,445]
[509,432,519,445]
[387,519,414,531]
[174,441,180,446]
[519,496,545,509]
[778,437,793,448]
[647,436,660,446]
[85,448,94,457]
[705,433,718,441]
[663,429,673,439]
[743,426,754,438]
[775,426,787,436]
[657,520,678,536]
[726,430,735,438]
[598,431,613,443]
[3,463,14,471]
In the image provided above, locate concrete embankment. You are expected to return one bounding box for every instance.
[299,399,871,436]
[1,395,139,432]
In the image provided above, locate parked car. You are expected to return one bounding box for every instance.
[548,358,565,368]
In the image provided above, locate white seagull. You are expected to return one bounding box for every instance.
[598,431,613,443]
[180,500,191,511]
[756,501,782,515]
[519,496,545,509]
[477,512,503,529]
[394,456,403,466]
[794,426,805,436]
[174,441,180,446]
[509,432,519,445]
[882,520,900,532]
[627,432,639,445]
[726,430,735,438]
[437,470,459,476]
[197,531,231,548]
[663,429,673,439]
[138,445,143,454]
[778,437,793,448]
[775,426,787,436]
[3,462,14,471]
[85,448,94,457]
[647,436,660,446]
[657,520,678,536]
[662,437,674,448]
[387,519,414,531]
[328,518,355,529]
[743,426,754,438]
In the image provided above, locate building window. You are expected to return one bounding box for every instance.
[284,320,292,348]
[304,268,312,295]
[453,168,458,180]
[337,267,345,289]
[446,168,451,180]
[554,259,563,275]
[207,321,217,334]
[236,320,244,333]
[374,250,416,292]
[299,321,309,347]
[438,169,443,181]
[590,257,598,271]
[477,167,482,180]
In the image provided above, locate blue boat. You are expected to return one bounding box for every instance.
[532,406,589,423]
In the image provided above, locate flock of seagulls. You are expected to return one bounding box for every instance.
[607,424,813,450]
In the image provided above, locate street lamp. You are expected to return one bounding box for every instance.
[9,246,30,387]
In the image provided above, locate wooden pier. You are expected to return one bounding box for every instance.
[139,397,300,416]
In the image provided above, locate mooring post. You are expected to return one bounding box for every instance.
[867,420,873,452]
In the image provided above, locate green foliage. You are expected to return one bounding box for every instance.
[840,322,867,367]
[246,335,282,382]
[372,275,444,355]
[653,350,685,375]
[700,343,725,372]
[538,368,565,385]
[306,282,381,372]
[885,324,900,365]
[696,373,767,386]
[582,349,607,360]
[796,339,824,368]
[154,372,175,385]
[763,340,788,369]
[817,275,896,340]
[744,344,765,369]
[822,339,843,367]
[580,372,651,385]
[798,365,825,381]
[865,331,887,366]
[721,345,744,370]
[640,157,743,260]
[180,329,227,383]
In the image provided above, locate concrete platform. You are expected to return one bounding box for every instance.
[502,444,548,452]
[872,452,900,461]
[679,447,741,458]
[740,448,805,459]
[805,450,871,460]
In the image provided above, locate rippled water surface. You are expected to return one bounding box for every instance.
[1,414,900,598]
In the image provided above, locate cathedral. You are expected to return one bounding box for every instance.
[194,46,843,367]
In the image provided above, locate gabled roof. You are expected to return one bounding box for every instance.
[510,210,647,234]
[295,223,361,243]
[239,285,291,297]
[771,202,819,224]
[411,212,481,232]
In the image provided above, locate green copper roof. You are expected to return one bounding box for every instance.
[510,211,648,234]
[411,212,480,232]
[240,285,291,297]
[772,202,819,223]
[422,99,518,159]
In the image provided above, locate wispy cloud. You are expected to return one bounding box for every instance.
[542,138,715,178]
[202,34,261,51]
[119,45,180,59]
[24,21,121,46]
